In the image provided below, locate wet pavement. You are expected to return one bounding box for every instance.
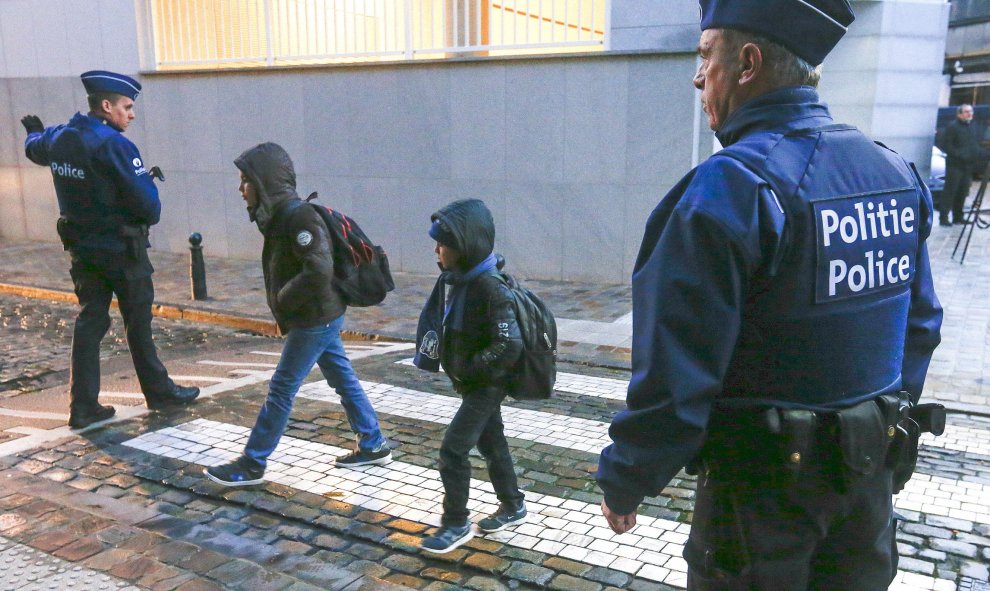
[0,208,988,590]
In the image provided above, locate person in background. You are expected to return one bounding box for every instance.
[938,103,982,226]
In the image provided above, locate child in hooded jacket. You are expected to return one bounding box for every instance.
[414,198,528,554]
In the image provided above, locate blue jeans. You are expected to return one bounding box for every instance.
[242,315,386,470]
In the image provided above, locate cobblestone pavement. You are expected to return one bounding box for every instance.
[0,295,240,399]
[0,295,986,590]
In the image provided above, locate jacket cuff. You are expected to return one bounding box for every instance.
[602,489,644,516]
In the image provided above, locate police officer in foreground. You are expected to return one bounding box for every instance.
[596,2,943,589]
[22,70,199,430]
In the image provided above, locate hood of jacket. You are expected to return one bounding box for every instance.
[234,142,299,234]
[430,199,495,271]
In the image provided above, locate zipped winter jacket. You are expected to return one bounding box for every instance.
[234,143,344,332]
[431,200,523,393]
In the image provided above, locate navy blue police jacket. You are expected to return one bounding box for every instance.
[596,87,943,515]
[24,112,160,252]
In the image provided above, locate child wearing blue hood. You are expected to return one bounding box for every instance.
[414,199,528,554]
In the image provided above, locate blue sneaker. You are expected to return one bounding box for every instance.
[478,502,527,533]
[204,458,264,487]
[420,524,474,554]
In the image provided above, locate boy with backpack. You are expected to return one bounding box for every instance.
[204,142,392,487]
[414,198,529,554]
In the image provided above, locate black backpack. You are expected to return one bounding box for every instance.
[497,273,557,400]
[306,193,395,307]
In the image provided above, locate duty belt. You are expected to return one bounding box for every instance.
[698,393,944,493]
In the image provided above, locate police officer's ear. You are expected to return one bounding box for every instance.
[737,42,765,87]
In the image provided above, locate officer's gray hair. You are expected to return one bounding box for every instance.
[958,104,973,115]
[722,29,822,89]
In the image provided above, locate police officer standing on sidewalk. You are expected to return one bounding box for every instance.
[596,2,944,590]
[21,70,199,430]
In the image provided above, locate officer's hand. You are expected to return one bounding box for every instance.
[149,166,165,182]
[20,115,43,134]
[601,500,637,535]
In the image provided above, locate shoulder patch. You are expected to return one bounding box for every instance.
[296,230,313,247]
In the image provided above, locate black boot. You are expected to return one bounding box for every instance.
[147,385,200,410]
[68,403,116,429]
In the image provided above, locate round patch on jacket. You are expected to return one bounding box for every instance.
[296,230,313,247]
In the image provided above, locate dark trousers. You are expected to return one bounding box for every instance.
[439,386,525,526]
[68,249,174,412]
[685,440,897,591]
[942,163,974,222]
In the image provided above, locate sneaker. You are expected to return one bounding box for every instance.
[477,502,527,533]
[420,524,474,554]
[203,458,264,487]
[334,445,392,468]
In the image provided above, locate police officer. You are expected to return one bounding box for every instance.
[595,2,943,590]
[22,70,199,430]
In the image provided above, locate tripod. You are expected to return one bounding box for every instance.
[951,161,990,264]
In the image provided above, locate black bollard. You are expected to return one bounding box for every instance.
[189,232,208,300]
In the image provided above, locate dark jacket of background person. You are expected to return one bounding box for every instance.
[596,87,944,516]
[431,200,523,393]
[234,143,343,332]
[939,117,982,170]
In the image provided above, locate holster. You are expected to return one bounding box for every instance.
[119,224,149,261]
[55,217,78,250]
[879,392,946,494]
[831,397,890,492]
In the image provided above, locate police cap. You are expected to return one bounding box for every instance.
[699,0,855,66]
[80,70,142,100]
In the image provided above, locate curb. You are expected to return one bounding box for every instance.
[0,281,414,345]
[0,281,279,336]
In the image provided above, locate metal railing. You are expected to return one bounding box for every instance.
[142,0,608,70]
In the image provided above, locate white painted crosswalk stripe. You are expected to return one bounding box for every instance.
[123,418,957,590]
[122,418,690,586]
[300,380,990,527]
[395,358,629,400]
[298,380,611,452]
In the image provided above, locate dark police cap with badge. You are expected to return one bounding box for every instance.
[699,0,855,66]
[80,70,142,100]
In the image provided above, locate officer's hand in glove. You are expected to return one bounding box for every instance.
[21,115,43,134]
[149,166,165,182]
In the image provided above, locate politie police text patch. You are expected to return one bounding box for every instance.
[296,231,313,247]
[813,190,918,303]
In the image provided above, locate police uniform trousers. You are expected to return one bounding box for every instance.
[68,247,174,412]
[685,416,897,591]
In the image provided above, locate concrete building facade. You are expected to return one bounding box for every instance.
[0,0,949,283]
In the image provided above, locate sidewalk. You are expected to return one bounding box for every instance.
[0,240,635,369]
